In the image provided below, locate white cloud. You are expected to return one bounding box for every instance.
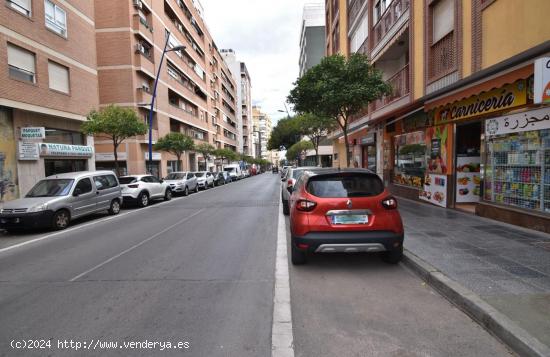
[201,0,323,123]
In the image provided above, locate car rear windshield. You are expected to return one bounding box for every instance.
[306,173,384,198]
[26,179,74,197]
[118,177,137,184]
[166,173,185,180]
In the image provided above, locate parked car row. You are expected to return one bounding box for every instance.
[281,167,404,266]
[0,167,253,233]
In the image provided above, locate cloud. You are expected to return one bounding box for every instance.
[201,0,323,123]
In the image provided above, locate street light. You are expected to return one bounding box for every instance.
[147,33,186,175]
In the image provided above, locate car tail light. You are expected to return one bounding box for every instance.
[128,184,139,188]
[287,179,293,187]
[381,196,398,209]
[296,199,317,212]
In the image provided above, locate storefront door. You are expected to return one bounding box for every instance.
[454,122,482,212]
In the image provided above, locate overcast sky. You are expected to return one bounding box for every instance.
[202,0,323,123]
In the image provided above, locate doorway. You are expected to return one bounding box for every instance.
[454,121,482,213]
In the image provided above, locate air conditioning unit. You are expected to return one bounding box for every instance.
[133,0,142,9]
[135,43,144,53]
[141,84,150,92]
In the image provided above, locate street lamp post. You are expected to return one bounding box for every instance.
[147,33,186,175]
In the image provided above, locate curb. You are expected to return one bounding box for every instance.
[402,250,550,357]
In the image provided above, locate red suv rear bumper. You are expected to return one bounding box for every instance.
[291,231,404,253]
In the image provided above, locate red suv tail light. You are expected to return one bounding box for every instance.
[287,179,294,187]
[128,184,139,188]
[296,199,317,212]
[381,196,398,209]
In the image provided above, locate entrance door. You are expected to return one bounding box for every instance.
[362,145,377,172]
[455,122,482,211]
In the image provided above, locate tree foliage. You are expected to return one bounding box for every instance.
[214,148,238,164]
[154,132,194,168]
[194,143,215,170]
[267,116,301,151]
[82,105,147,175]
[287,53,391,166]
[295,113,336,166]
[286,140,314,165]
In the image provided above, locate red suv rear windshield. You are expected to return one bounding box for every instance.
[306,173,384,198]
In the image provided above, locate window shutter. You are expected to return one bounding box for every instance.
[12,0,31,12]
[433,0,454,43]
[7,44,35,73]
[48,61,70,93]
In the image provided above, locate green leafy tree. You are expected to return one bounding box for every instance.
[214,148,238,168]
[288,53,391,166]
[154,132,194,171]
[267,116,301,151]
[286,140,314,166]
[194,143,216,171]
[296,113,336,166]
[82,105,147,175]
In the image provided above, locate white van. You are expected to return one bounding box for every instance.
[223,164,242,181]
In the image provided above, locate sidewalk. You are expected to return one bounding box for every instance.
[398,198,550,353]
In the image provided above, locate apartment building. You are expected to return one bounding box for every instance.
[299,3,326,77]
[93,0,238,177]
[0,0,99,201]
[252,106,272,160]
[325,0,550,232]
[220,49,254,157]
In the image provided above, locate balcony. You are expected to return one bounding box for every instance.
[372,0,410,60]
[137,129,159,144]
[371,64,409,111]
[133,15,153,42]
[134,43,155,74]
[136,87,152,105]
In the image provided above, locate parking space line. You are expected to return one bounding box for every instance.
[271,201,295,357]
[68,208,206,282]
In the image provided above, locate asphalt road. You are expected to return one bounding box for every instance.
[0,174,513,356]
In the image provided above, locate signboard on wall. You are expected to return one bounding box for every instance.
[534,57,550,104]
[419,173,447,208]
[144,152,162,161]
[20,127,45,139]
[96,152,127,161]
[18,142,39,160]
[39,143,93,157]
[485,107,550,137]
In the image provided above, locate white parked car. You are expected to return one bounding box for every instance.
[194,171,214,190]
[119,175,172,207]
[224,164,242,181]
[164,172,198,196]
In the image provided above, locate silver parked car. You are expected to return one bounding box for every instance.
[0,171,122,232]
[164,171,198,195]
[281,166,317,215]
[194,171,215,189]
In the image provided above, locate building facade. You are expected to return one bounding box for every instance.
[220,49,254,157]
[299,3,326,77]
[93,0,239,177]
[0,0,99,201]
[324,0,550,232]
[252,105,272,160]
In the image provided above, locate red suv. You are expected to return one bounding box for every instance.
[288,168,404,265]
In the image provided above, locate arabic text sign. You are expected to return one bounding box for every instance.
[39,143,94,157]
[21,127,45,139]
[534,57,550,104]
[485,107,550,137]
[434,80,527,124]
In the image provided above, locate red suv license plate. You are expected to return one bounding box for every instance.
[332,214,369,225]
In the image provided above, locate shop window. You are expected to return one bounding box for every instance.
[45,128,84,145]
[44,159,87,177]
[393,131,427,188]
[484,129,550,213]
[167,160,181,172]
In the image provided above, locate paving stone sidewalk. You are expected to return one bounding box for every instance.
[399,198,550,349]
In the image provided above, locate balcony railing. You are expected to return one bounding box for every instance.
[429,32,456,81]
[373,0,409,48]
[372,64,409,111]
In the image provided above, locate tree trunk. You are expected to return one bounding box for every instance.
[113,141,119,176]
[176,153,181,171]
[342,125,352,168]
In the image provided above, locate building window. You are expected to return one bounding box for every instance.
[428,0,456,81]
[432,0,454,43]
[7,44,36,83]
[45,127,84,145]
[48,61,69,93]
[7,0,31,16]
[45,0,67,37]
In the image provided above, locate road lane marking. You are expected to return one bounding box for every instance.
[271,201,295,357]
[68,209,205,282]
[0,179,236,255]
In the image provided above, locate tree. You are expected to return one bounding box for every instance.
[295,113,336,166]
[154,132,194,171]
[194,143,215,171]
[288,53,391,167]
[214,148,238,168]
[82,105,147,175]
[286,140,314,166]
[267,116,301,151]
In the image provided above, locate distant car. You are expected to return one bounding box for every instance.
[0,171,122,231]
[224,164,242,181]
[281,166,318,215]
[194,171,214,189]
[280,166,291,178]
[213,172,227,186]
[288,168,404,265]
[272,167,279,173]
[164,171,198,195]
[119,175,172,207]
